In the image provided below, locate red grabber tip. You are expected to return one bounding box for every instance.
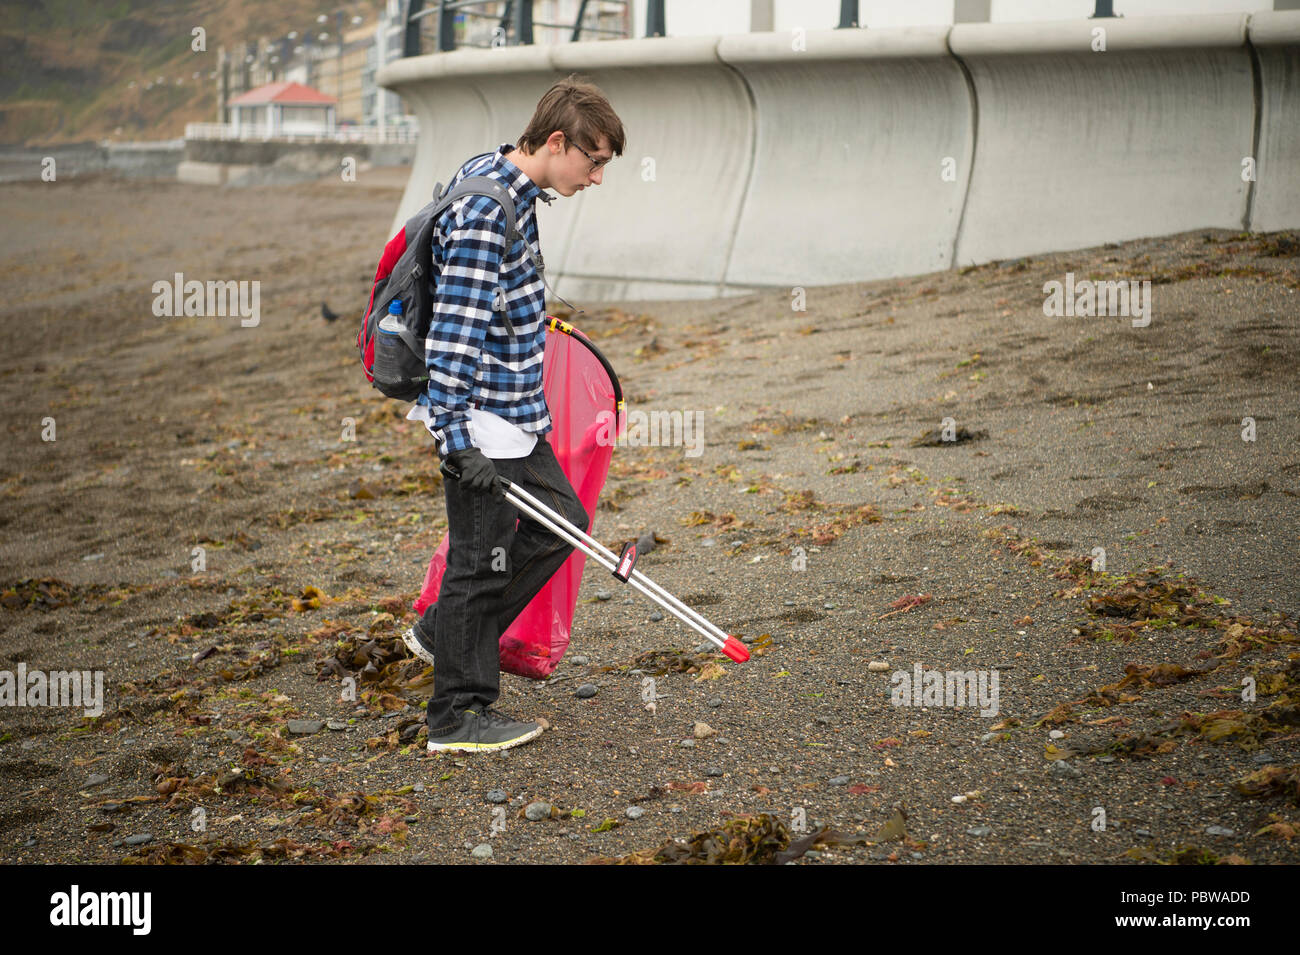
[722,636,749,663]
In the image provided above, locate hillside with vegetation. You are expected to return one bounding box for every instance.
[0,0,377,145]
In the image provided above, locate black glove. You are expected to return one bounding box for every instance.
[446,447,499,494]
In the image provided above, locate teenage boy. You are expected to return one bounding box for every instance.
[404,75,625,753]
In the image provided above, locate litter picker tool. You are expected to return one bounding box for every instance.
[440,458,750,665]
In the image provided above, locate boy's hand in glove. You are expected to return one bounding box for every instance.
[446,447,499,494]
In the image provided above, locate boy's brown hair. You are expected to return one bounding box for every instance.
[517,73,625,158]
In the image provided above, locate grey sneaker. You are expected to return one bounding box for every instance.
[403,622,436,667]
[426,707,543,754]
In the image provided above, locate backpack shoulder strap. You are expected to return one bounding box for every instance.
[433,176,520,253]
[431,174,581,315]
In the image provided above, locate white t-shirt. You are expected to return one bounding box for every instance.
[407,404,537,459]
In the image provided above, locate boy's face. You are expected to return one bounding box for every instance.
[548,131,613,197]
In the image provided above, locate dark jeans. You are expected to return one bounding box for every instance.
[423,434,590,735]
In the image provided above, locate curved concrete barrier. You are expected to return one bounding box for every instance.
[382,37,753,300]
[1248,11,1300,233]
[378,13,1300,302]
[548,36,754,300]
[950,14,1255,266]
[717,27,971,288]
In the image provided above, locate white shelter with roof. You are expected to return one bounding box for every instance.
[226,81,337,137]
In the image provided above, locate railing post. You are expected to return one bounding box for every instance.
[646,0,665,37]
[512,0,534,44]
[405,0,424,55]
[571,0,591,41]
[438,0,457,51]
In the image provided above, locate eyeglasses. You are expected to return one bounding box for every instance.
[568,137,610,173]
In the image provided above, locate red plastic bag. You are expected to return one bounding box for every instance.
[412,322,622,679]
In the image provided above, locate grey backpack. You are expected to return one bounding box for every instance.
[358,154,554,402]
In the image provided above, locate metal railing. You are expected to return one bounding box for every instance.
[405,0,631,55]
[185,122,419,144]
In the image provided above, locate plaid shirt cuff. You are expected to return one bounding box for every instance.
[435,415,475,458]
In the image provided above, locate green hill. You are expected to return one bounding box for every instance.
[0,0,377,146]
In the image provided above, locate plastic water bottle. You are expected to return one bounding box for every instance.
[374,297,421,396]
[379,298,403,331]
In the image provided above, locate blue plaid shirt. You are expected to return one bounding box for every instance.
[415,143,554,457]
